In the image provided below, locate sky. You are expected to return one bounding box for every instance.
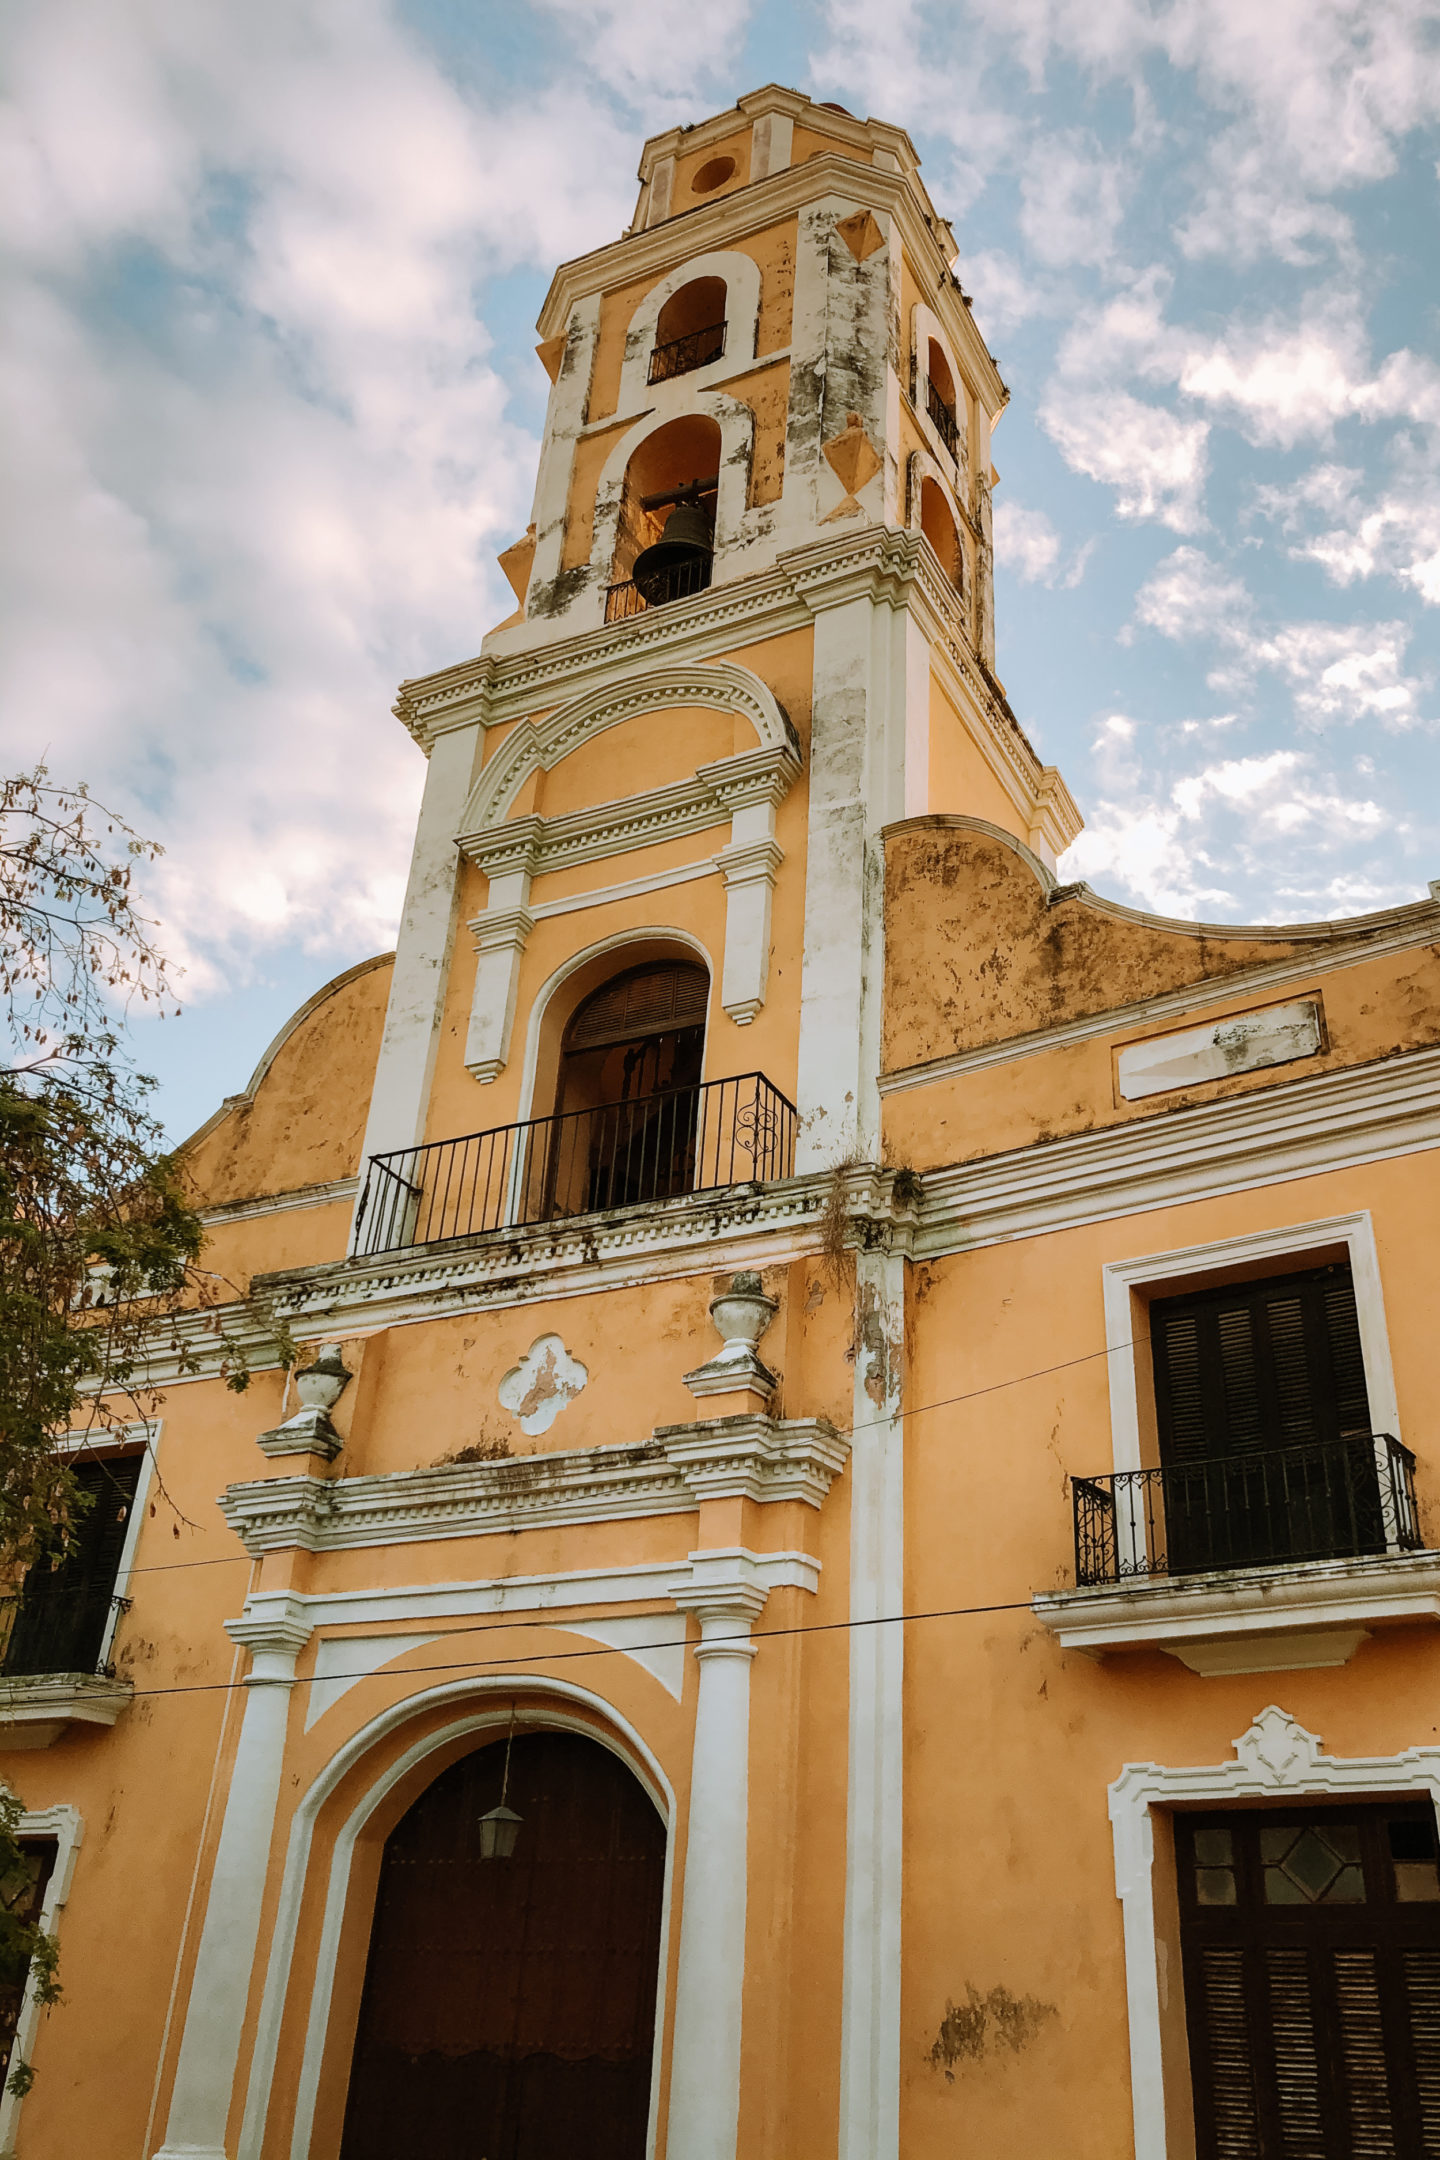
[3,0,1440,1144]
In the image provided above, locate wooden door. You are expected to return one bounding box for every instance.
[1178,1804,1440,2156]
[339,1732,666,2160]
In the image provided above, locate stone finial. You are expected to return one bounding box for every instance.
[682,1273,780,1404]
[256,1342,351,1463]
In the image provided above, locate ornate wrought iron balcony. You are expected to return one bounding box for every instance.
[926,381,960,458]
[0,1585,128,1679]
[647,321,726,384]
[354,1072,798,1257]
[1072,1434,1422,1588]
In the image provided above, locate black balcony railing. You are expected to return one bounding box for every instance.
[355,1073,798,1257]
[604,552,713,621]
[926,381,960,458]
[648,322,726,384]
[1072,1434,1422,1588]
[0,1586,128,1679]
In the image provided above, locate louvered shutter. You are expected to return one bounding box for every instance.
[1181,1810,1440,2160]
[3,1454,141,1676]
[1152,1265,1372,1465]
[563,963,708,1051]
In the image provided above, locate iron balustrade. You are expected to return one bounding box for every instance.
[355,1072,798,1256]
[0,1586,129,1678]
[648,321,727,384]
[1072,1433,1421,1588]
[926,381,961,458]
[604,553,713,621]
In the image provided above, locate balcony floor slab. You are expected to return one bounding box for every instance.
[1033,1548,1440,1674]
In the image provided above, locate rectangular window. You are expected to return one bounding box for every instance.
[1178,1805,1440,2158]
[0,1454,141,1679]
[0,1838,56,2085]
[1149,1265,1386,1573]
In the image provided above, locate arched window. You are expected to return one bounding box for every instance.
[339,1732,666,2160]
[535,958,709,1216]
[607,415,721,619]
[925,338,961,459]
[920,475,964,593]
[649,276,727,383]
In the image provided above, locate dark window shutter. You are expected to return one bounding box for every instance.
[1152,1266,1372,1466]
[3,1454,141,1677]
[564,963,708,1052]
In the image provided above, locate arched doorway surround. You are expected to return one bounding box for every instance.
[338,1730,666,2160]
[233,1682,676,2160]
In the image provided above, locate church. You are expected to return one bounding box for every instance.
[5,82,1440,2160]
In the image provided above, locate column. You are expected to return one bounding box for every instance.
[153,1603,311,2160]
[839,1244,906,2160]
[666,1557,768,2160]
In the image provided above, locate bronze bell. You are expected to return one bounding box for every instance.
[631,499,714,604]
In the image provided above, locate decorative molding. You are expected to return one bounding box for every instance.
[1109,1709,1440,2160]
[913,1046,1440,1261]
[200,1177,359,1228]
[1035,1548,1440,1671]
[682,1273,780,1403]
[1116,997,1323,1101]
[457,745,798,882]
[458,659,799,835]
[218,1416,848,1556]
[0,1673,132,1749]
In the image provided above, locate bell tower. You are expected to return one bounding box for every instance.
[357,84,1081,1206]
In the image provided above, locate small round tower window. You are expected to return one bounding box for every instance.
[691,156,736,195]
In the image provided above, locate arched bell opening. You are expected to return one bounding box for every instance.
[649,276,727,384]
[920,475,965,595]
[608,415,721,618]
[925,337,961,459]
[532,955,710,1218]
[337,1728,667,2160]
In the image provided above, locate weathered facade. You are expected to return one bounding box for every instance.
[6,82,1440,2160]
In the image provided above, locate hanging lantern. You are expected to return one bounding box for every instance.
[479,1704,522,1860]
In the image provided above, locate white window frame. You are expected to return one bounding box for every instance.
[1110,1705,1440,2160]
[0,1802,84,2154]
[54,1423,158,1668]
[1102,1209,1401,1481]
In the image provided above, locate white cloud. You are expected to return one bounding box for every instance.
[1040,390,1210,532]
[1253,457,1440,604]
[1129,545,1251,640]
[1019,132,1127,267]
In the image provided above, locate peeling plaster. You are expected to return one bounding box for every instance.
[498,1333,589,1437]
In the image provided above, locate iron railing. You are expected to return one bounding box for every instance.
[1072,1434,1421,1588]
[648,322,726,384]
[926,381,960,458]
[604,552,713,621]
[355,1073,797,1256]
[0,1586,128,1679]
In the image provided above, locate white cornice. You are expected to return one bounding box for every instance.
[913,1046,1440,1259]
[217,1415,847,1555]
[457,745,798,881]
[201,1177,359,1227]
[881,914,1440,1094]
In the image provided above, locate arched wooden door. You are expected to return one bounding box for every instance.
[339,1731,666,2160]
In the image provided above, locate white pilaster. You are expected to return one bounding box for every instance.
[153,1601,312,2160]
[352,718,483,1226]
[716,834,782,1025]
[793,585,909,1170]
[464,870,535,1082]
[839,1244,906,2160]
[665,1553,769,2160]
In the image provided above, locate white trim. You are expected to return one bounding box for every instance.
[234,1678,677,2160]
[201,1178,359,1227]
[0,1801,83,2157]
[1100,1209,1399,1480]
[913,1048,1440,1260]
[530,854,719,919]
[1109,1706,1440,2160]
[218,1420,846,1555]
[98,1433,157,1668]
